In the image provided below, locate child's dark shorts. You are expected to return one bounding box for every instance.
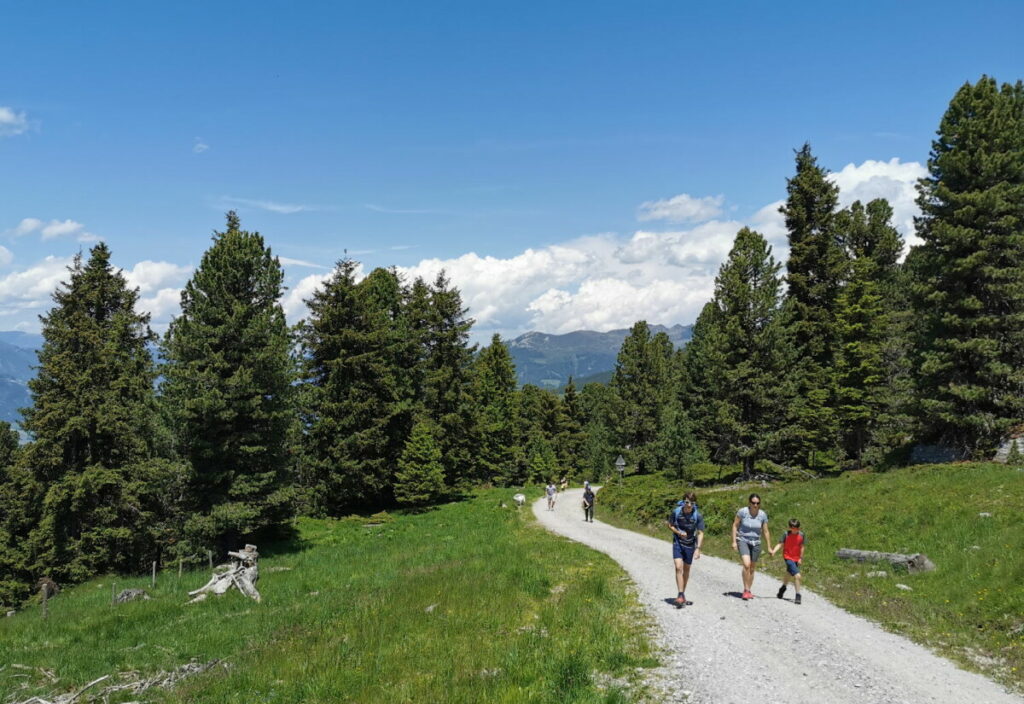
[785,559,801,576]
[673,541,696,564]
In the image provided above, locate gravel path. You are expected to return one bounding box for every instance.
[534,489,1022,704]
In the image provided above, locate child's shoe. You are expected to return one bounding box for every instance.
[794,593,802,605]
[777,585,786,599]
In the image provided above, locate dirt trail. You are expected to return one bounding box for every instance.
[534,489,1021,704]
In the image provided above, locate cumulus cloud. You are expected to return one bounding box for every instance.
[193,137,209,153]
[0,107,30,137]
[0,256,74,316]
[121,260,192,295]
[828,158,926,247]
[10,217,99,242]
[637,193,724,224]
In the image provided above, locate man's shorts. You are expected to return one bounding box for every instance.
[785,559,801,576]
[673,541,696,564]
[737,540,762,562]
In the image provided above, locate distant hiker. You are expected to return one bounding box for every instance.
[583,480,590,491]
[546,482,558,510]
[582,486,595,522]
[667,491,704,607]
[771,518,805,604]
[731,493,771,600]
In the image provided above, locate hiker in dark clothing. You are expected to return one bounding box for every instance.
[667,491,705,606]
[582,486,595,522]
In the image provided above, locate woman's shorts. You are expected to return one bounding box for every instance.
[737,540,761,562]
[785,559,801,576]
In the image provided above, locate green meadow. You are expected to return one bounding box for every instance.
[1,490,656,704]
[597,463,1024,691]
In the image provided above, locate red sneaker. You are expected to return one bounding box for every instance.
[742,590,752,600]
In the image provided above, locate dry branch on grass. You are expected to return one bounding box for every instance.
[835,548,936,573]
[8,660,223,704]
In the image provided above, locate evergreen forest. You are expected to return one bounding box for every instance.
[1,75,1022,606]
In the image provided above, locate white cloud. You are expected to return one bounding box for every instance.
[637,193,724,224]
[279,256,327,269]
[0,256,74,312]
[13,218,42,236]
[121,260,192,295]
[0,246,12,267]
[193,137,209,153]
[829,158,926,247]
[0,107,30,137]
[10,217,100,242]
[222,197,309,214]
[137,287,183,328]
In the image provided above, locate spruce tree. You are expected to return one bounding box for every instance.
[610,322,674,474]
[17,244,165,582]
[679,302,726,461]
[299,263,415,512]
[780,144,848,469]
[418,272,478,488]
[162,213,295,552]
[471,334,518,483]
[834,199,908,466]
[556,377,588,479]
[394,420,446,507]
[913,76,1024,456]
[707,228,789,476]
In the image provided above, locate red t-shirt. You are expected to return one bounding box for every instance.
[782,530,805,562]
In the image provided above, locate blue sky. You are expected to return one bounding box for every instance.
[2,1,1022,340]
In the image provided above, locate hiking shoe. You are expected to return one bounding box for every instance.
[682,594,693,605]
[794,593,802,605]
[741,590,752,600]
[674,595,685,608]
[777,585,786,599]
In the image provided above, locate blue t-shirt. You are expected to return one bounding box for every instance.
[668,507,705,547]
[736,507,768,544]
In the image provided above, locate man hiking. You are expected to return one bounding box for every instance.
[667,491,704,607]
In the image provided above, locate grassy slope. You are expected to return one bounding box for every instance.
[597,463,1024,691]
[0,490,656,704]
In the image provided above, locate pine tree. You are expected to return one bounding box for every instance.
[707,228,789,477]
[17,244,166,582]
[556,377,588,480]
[610,322,674,474]
[780,144,848,469]
[680,302,726,461]
[418,272,478,489]
[471,334,518,483]
[913,76,1024,457]
[299,263,415,512]
[394,420,446,507]
[578,382,618,481]
[162,213,295,552]
[834,199,907,466]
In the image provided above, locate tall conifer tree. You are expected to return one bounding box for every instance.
[913,76,1024,456]
[16,244,165,582]
[780,144,848,469]
[162,213,295,551]
[706,228,788,476]
[610,322,674,474]
[834,199,907,465]
[472,334,518,483]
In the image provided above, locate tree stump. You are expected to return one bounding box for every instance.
[187,544,261,603]
[835,548,935,573]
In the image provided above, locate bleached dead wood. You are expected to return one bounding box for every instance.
[187,544,261,603]
[835,548,936,573]
[10,660,222,704]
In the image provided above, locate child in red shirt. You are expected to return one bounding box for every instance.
[771,518,805,604]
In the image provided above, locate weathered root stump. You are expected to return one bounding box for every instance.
[835,548,935,573]
[114,588,151,603]
[188,544,261,603]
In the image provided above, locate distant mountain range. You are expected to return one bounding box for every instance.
[507,323,693,390]
[0,332,43,428]
[0,324,693,428]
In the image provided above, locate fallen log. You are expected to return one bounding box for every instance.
[187,544,261,603]
[835,548,935,573]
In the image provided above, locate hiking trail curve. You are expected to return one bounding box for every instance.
[534,488,1021,704]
